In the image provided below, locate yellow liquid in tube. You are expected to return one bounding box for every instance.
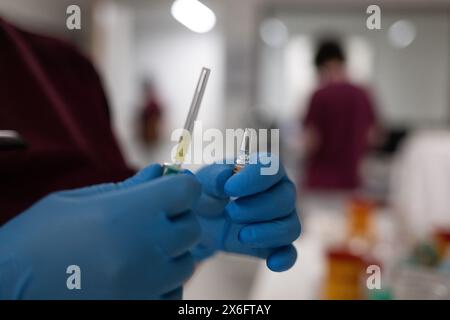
[174,133,191,166]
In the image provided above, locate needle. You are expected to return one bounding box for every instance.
[174,67,211,167]
[163,67,211,175]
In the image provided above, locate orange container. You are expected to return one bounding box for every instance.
[323,249,365,300]
[434,229,450,261]
[346,198,376,245]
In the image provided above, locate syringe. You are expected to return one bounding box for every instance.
[163,67,211,175]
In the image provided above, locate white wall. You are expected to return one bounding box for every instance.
[374,12,450,126]
[0,0,70,30]
[0,0,93,48]
[91,1,140,166]
[257,10,450,127]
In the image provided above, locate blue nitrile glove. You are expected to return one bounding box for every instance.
[191,154,301,272]
[0,164,201,300]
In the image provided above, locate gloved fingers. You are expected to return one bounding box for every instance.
[160,252,196,294]
[266,245,298,272]
[105,174,201,218]
[194,192,229,218]
[55,183,118,198]
[196,164,234,198]
[244,245,298,272]
[56,164,163,198]
[118,164,163,188]
[224,153,286,198]
[160,287,183,300]
[157,210,202,258]
[238,211,301,248]
[226,180,296,223]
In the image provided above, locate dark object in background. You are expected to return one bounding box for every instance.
[0,131,27,151]
[139,80,163,146]
[140,101,162,145]
[372,128,409,156]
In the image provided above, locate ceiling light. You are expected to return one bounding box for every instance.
[171,0,216,33]
[260,18,289,48]
[388,20,416,49]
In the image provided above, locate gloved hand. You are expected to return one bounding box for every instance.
[0,164,201,300]
[191,154,301,272]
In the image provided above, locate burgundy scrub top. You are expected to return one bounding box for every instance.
[303,82,376,190]
[0,18,134,225]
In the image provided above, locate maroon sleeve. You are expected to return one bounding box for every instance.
[0,18,134,224]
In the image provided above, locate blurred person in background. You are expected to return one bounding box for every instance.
[138,79,164,147]
[302,39,378,191]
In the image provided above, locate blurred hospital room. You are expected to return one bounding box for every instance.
[2,0,450,299]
